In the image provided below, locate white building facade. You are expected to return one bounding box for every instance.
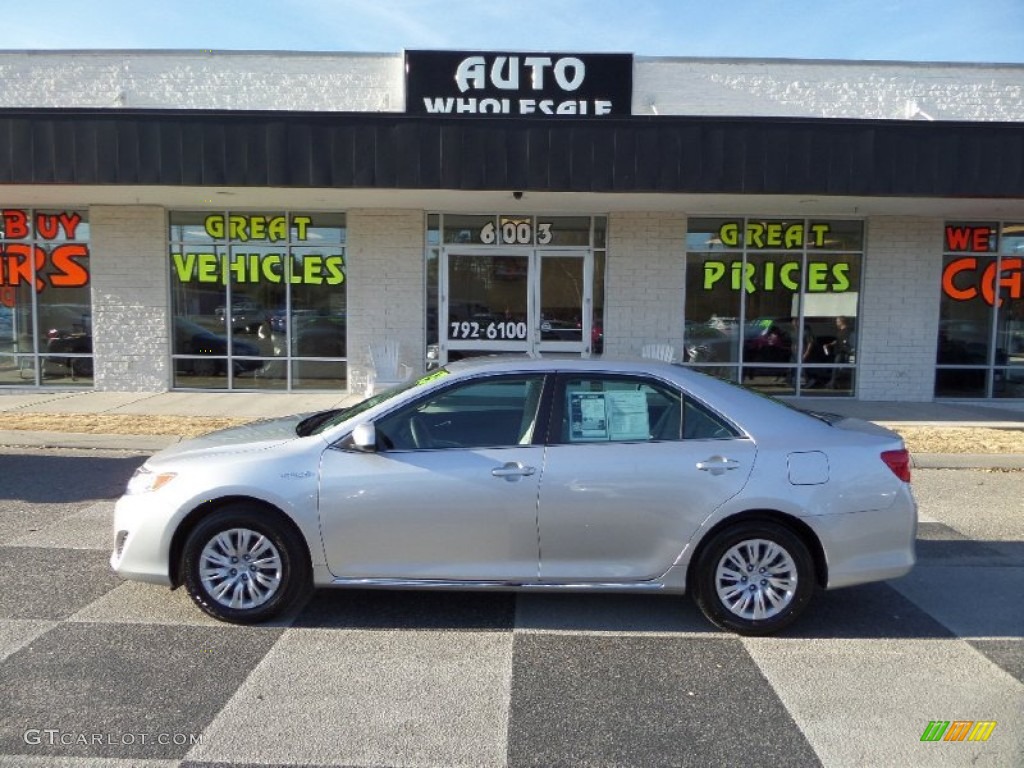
[0,50,1022,400]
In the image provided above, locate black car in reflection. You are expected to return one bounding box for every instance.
[175,317,263,377]
[44,328,94,378]
[272,314,347,358]
[214,295,269,334]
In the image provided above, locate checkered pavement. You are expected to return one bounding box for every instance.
[0,451,1021,768]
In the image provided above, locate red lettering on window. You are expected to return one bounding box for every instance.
[2,210,29,239]
[981,258,1023,307]
[941,257,978,300]
[49,244,90,287]
[35,214,60,240]
[945,225,996,253]
[58,212,82,239]
[1,244,47,292]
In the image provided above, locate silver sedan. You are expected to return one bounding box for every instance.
[111,357,916,635]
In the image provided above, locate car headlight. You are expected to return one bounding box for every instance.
[125,467,178,495]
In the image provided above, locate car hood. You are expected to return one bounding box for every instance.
[150,413,309,464]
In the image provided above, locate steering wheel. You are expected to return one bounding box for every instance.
[409,415,432,449]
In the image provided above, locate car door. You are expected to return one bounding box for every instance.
[318,373,548,581]
[537,372,756,582]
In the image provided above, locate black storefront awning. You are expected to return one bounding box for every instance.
[0,108,1021,198]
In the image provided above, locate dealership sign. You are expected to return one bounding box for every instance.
[942,224,1022,307]
[172,214,345,287]
[405,50,633,117]
[1,209,89,307]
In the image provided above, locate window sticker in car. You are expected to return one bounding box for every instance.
[568,390,650,442]
[569,392,608,441]
[416,369,451,386]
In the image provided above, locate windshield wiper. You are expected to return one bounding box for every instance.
[295,408,346,437]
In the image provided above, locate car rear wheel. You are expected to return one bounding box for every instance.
[181,504,311,624]
[692,520,815,636]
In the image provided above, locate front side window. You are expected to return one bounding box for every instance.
[553,374,738,444]
[0,208,92,387]
[937,221,1024,398]
[684,218,863,397]
[375,375,547,450]
[169,211,346,391]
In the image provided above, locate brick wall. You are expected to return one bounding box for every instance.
[604,212,687,358]
[88,205,170,391]
[345,210,426,390]
[634,59,1024,121]
[0,51,401,111]
[857,217,942,401]
[1,51,1020,121]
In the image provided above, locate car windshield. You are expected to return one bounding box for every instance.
[302,368,452,436]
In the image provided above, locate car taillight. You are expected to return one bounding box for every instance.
[881,449,911,482]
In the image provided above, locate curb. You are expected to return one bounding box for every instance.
[911,453,1024,470]
[0,430,181,452]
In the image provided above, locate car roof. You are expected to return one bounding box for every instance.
[445,354,723,379]
[444,353,724,398]
[439,355,820,437]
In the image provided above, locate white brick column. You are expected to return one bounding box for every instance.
[857,216,942,401]
[346,210,425,389]
[89,205,170,391]
[604,212,687,358]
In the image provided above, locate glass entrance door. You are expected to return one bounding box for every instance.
[537,250,592,355]
[440,248,593,363]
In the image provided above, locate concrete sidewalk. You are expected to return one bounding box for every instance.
[0,389,1022,467]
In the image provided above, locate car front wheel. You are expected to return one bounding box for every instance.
[181,504,311,624]
[692,520,815,636]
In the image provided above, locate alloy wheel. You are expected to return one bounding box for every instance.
[714,538,798,621]
[198,527,283,609]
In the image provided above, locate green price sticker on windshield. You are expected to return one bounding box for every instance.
[416,369,450,386]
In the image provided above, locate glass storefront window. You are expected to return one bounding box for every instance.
[0,208,92,387]
[169,211,346,391]
[443,214,494,245]
[937,221,1024,398]
[683,218,862,397]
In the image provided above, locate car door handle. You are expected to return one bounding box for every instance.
[491,462,537,481]
[696,456,741,475]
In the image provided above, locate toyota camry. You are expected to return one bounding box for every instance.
[111,357,916,635]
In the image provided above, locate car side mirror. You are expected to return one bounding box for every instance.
[349,422,378,452]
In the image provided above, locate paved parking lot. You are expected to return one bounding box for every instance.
[0,448,1021,767]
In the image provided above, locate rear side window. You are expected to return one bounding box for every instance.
[552,375,738,444]
[682,397,740,440]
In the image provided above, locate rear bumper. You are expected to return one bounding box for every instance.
[806,489,917,589]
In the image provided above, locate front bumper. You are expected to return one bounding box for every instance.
[109,492,177,586]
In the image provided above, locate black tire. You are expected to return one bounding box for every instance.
[181,503,311,624]
[692,520,815,636]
